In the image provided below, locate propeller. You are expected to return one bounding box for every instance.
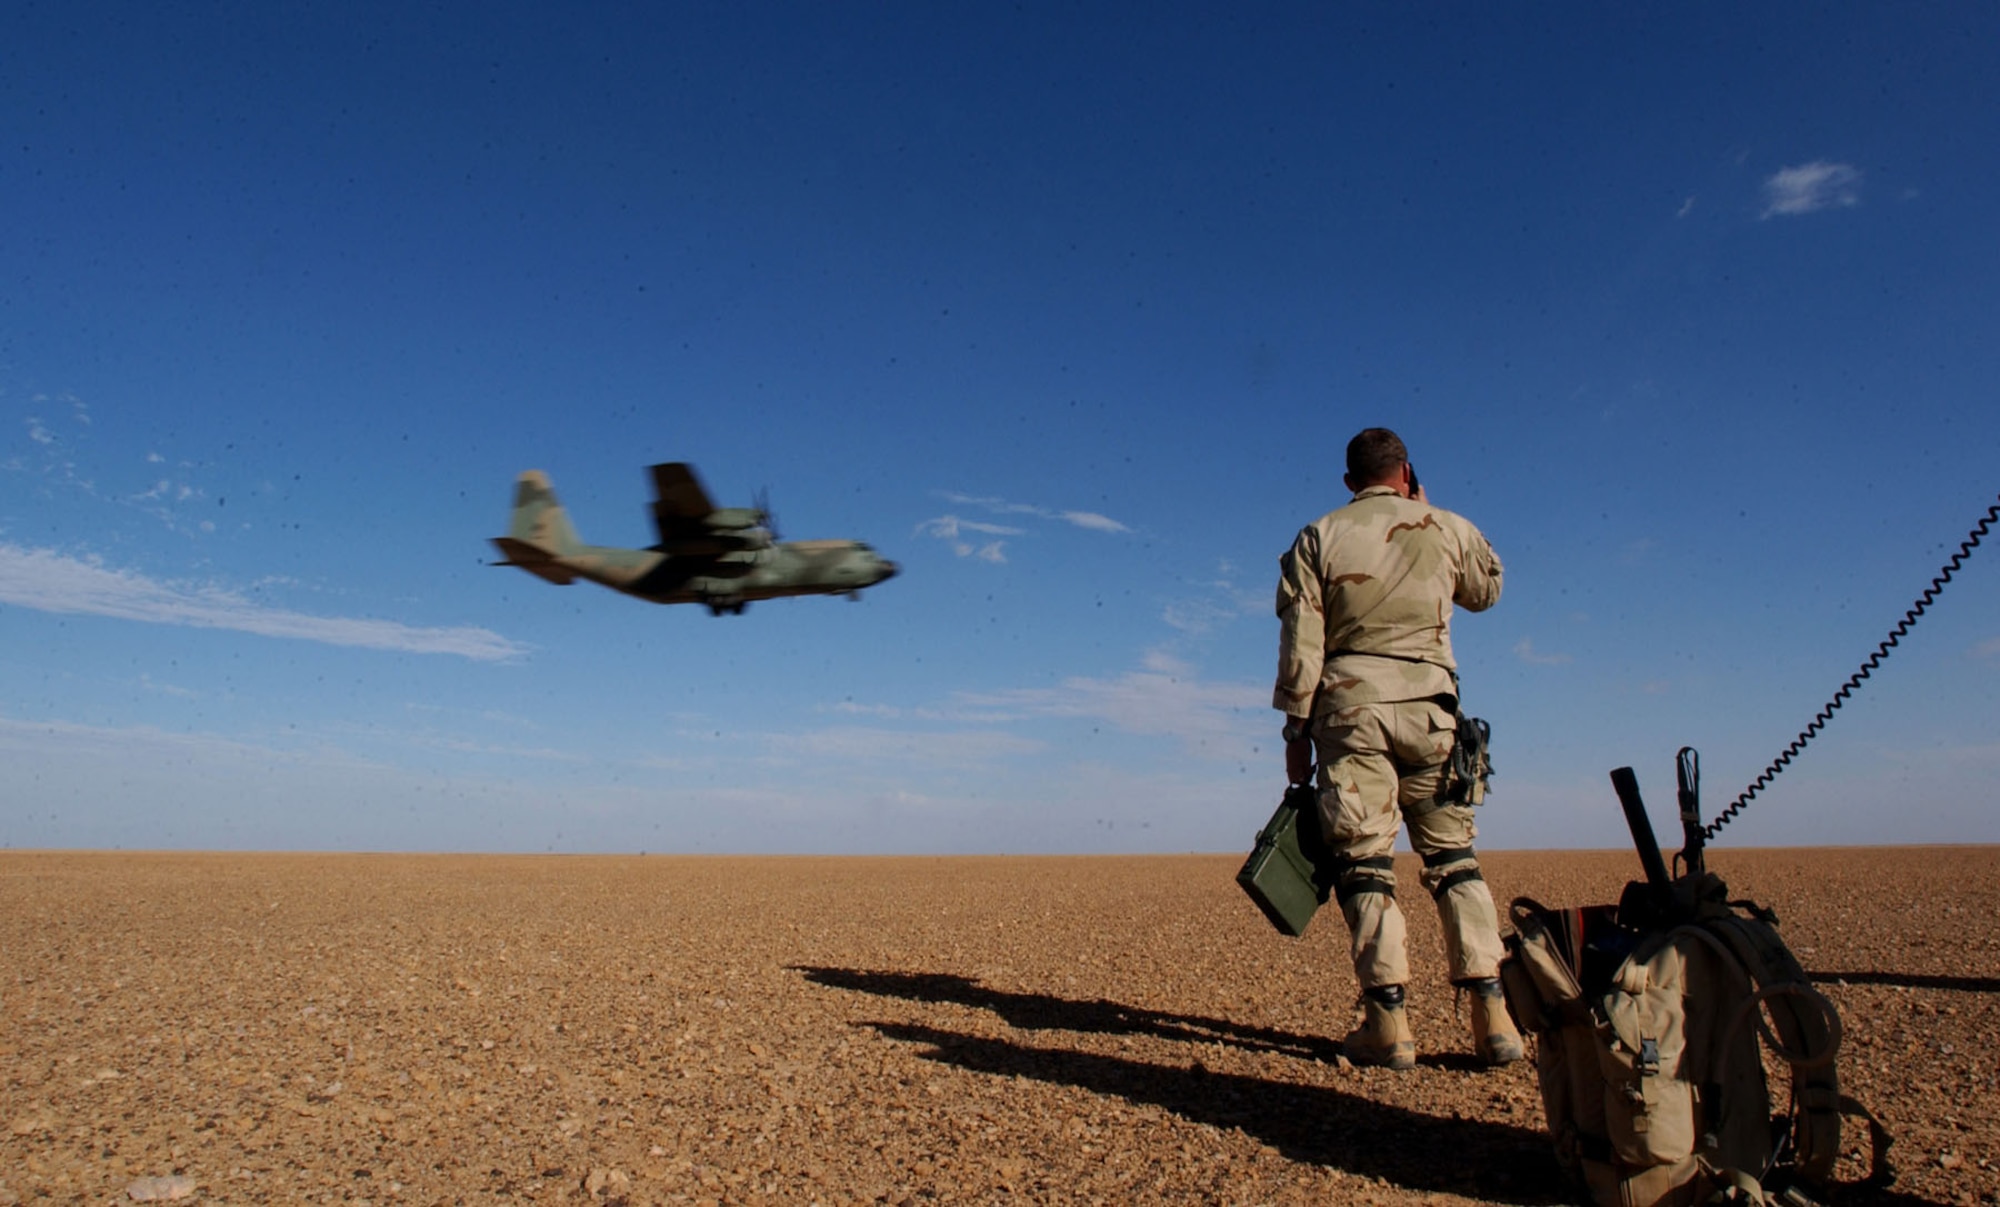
[753,486,780,541]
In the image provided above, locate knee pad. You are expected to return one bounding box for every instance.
[1420,845,1484,900]
[1332,854,1397,905]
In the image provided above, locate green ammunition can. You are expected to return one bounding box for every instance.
[1236,782,1335,937]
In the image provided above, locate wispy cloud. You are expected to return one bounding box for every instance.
[919,491,1132,565]
[915,515,1019,562]
[1514,637,1572,666]
[941,492,1132,534]
[20,393,91,449]
[1059,510,1128,534]
[8,392,221,535]
[1760,161,1863,218]
[1978,636,2000,661]
[138,673,200,699]
[1161,559,1265,635]
[1162,598,1238,635]
[955,649,1262,757]
[819,699,1022,726]
[0,544,529,661]
[787,726,1044,766]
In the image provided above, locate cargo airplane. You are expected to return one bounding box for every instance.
[491,462,897,615]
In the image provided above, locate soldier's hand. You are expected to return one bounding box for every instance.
[1285,735,1314,785]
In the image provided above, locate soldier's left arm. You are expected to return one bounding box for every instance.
[1273,529,1326,718]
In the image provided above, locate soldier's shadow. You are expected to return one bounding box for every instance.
[795,966,1343,1061]
[795,966,1564,1203]
[798,967,1949,1207]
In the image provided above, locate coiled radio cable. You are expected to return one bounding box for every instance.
[1706,491,2000,840]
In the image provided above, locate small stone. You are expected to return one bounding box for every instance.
[126,1175,197,1201]
[1940,1152,1963,1170]
[582,1168,631,1197]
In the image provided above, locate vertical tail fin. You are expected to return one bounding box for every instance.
[491,470,584,583]
[507,470,582,556]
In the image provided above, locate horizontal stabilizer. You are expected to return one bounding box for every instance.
[490,536,576,585]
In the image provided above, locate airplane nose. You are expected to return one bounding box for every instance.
[878,560,899,581]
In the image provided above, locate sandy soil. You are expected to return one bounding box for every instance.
[1,847,1993,1206]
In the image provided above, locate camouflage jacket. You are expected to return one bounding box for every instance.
[1273,486,1502,717]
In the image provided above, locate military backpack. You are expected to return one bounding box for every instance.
[1498,872,1891,1206]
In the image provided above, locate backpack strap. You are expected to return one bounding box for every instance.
[1835,1093,1896,1190]
[1701,911,1872,1191]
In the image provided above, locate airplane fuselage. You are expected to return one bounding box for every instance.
[526,539,897,612]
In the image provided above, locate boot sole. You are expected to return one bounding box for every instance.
[1342,1043,1416,1071]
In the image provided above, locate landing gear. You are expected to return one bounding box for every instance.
[705,601,749,617]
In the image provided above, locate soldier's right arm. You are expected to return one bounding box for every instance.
[1451,518,1503,613]
[1273,527,1325,716]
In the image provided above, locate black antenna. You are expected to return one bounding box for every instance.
[1675,747,1704,877]
[1610,767,1672,909]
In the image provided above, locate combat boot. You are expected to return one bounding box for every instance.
[1341,984,1416,1070]
[1462,977,1523,1066]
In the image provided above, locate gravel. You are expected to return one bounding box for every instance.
[1,848,1992,1205]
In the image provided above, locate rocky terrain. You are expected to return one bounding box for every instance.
[2,847,1992,1205]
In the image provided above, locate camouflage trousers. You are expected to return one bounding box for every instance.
[1312,698,1506,990]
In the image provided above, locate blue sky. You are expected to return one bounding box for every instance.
[3,3,1995,854]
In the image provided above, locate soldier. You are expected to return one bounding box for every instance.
[1273,428,1522,1070]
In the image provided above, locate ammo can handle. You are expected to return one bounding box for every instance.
[1610,766,1673,897]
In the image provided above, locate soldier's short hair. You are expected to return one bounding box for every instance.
[1346,428,1408,483]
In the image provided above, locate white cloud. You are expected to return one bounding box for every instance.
[920,515,1022,539]
[788,726,1044,766]
[821,699,1023,726]
[1676,196,1696,219]
[915,515,1022,560]
[919,493,1131,566]
[1057,510,1130,534]
[0,543,529,662]
[1760,161,1863,218]
[1514,637,1572,667]
[938,491,1132,536]
[26,418,54,445]
[399,734,589,762]
[955,649,1263,757]
[828,700,904,718]
[138,673,199,699]
[1160,559,1265,635]
[1162,598,1235,635]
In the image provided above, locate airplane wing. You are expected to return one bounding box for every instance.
[649,462,717,540]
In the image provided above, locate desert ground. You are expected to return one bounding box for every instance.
[1,847,1993,1206]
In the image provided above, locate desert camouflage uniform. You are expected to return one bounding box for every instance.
[1274,485,1505,990]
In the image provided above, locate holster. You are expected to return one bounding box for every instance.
[1448,712,1493,806]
